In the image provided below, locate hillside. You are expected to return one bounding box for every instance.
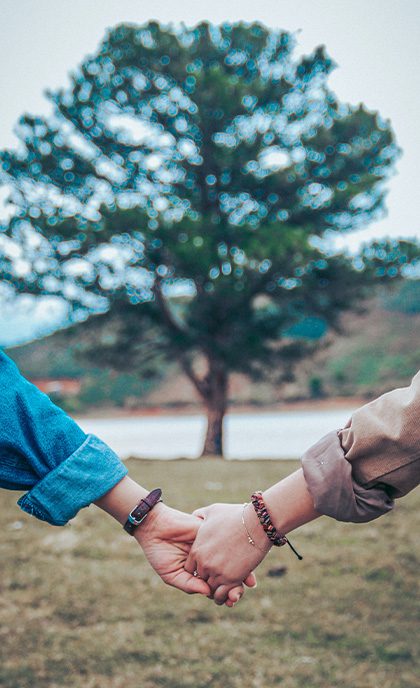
[6,329,167,412]
[5,282,420,411]
[144,304,420,406]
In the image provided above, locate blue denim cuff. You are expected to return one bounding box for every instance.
[17,434,128,526]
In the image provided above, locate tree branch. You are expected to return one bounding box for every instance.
[152,280,185,335]
[178,356,209,399]
[152,279,209,398]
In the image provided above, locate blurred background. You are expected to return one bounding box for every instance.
[0,2,419,687]
[1,0,420,459]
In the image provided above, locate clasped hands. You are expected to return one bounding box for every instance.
[135,500,272,607]
[97,471,314,606]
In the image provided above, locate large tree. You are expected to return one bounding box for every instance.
[1,22,418,455]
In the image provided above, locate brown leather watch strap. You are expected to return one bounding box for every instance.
[123,488,163,535]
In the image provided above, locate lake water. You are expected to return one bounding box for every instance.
[76,407,357,460]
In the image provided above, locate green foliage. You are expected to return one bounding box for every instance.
[284,315,328,340]
[6,320,166,411]
[383,279,420,313]
[321,302,420,396]
[328,348,419,393]
[1,21,419,451]
[78,370,158,408]
[308,375,325,398]
[6,338,86,379]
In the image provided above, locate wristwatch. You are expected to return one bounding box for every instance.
[123,488,163,535]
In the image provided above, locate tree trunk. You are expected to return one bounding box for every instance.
[202,402,225,456]
[200,363,228,457]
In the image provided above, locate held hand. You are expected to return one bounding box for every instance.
[184,503,271,605]
[95,477,250,606]
[134,502,248,606]
[134,503,211,595]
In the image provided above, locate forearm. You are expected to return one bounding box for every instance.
[0,351,127,525]
[94,476,149,525]
[239,468,320,553]
[0,350,86,488]
[263,468,320,534]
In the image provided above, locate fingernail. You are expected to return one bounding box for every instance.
[251,581,258,588]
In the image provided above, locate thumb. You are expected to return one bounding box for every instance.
[244,571,257,588]
[192,505,211,520]
[183,575,212,596]
[172,569,211,596]
[184,547,196,574]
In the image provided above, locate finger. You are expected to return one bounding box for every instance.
[185,576,212,596]
[225,585,244,607]
[244,571,257,588]
[196,565,210,581]
[212,585,232,606]
[207,575,230,597]
[184,553,197,575]
[205,575,220,594]
[170,569,211,596]
[192,506,210,520]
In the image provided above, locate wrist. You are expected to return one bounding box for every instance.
[243,502,272,554]
[95,476,149,525]
[133,501,167,546]
[252,489,303,560]
[261,489,290,535]
[261,469,319,535]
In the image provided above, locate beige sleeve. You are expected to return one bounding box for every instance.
[301,371,420,523]
[338,370,420,497]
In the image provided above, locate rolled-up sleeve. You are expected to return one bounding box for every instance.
[0,350,128,525]
[301,371,420,523]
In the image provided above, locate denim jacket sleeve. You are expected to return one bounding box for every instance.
[0,350,128,526]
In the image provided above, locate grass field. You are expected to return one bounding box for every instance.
[1,459,419,688]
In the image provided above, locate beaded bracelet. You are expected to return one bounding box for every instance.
[251,491,303,560]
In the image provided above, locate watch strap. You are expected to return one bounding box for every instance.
[123,488,163,535]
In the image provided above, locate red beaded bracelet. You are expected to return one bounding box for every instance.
[251,491,303,560]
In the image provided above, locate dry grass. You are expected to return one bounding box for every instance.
[1,458,419,688]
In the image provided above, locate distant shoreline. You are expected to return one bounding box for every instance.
[74,395,366,420]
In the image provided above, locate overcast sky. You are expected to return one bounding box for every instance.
[1,0,419,344]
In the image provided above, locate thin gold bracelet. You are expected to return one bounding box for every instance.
[241,502,268,553]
